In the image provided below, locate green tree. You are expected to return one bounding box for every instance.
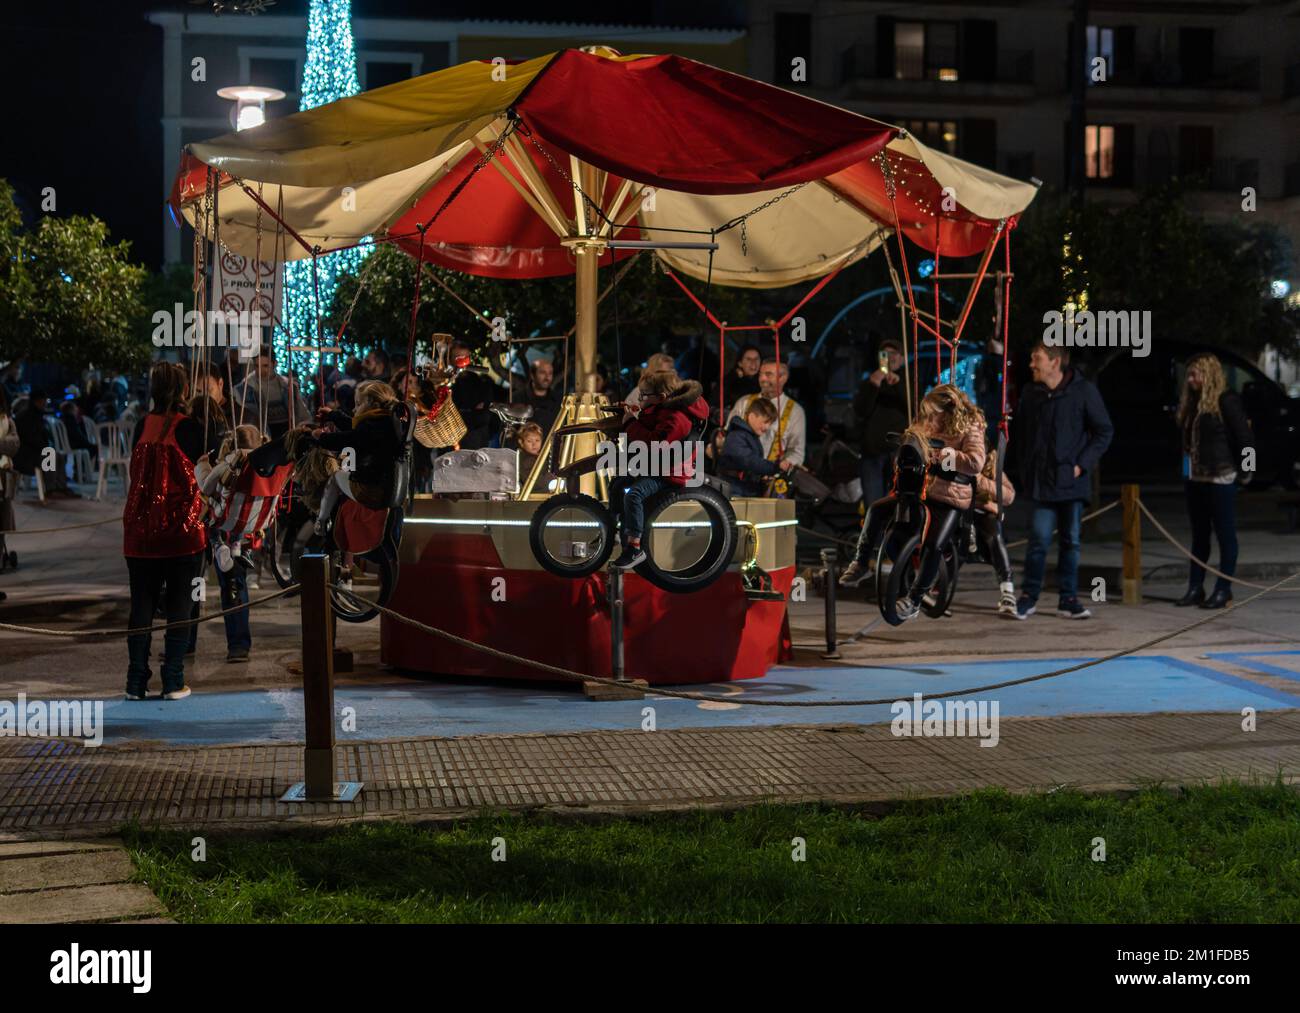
[0,179,149,369]
[1011,183,1298,364]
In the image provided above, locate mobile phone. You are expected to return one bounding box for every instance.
[878,350,891,373]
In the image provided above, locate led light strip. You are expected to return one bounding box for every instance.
[404,517,799,530]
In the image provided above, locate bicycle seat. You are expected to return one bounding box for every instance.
[489,402,533,424]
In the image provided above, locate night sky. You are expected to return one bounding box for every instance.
[0,1,744,269]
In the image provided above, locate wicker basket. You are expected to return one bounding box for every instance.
[414,394,467,449]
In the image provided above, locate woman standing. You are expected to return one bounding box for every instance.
[1175,353,1253,610]
[122,363,208,700]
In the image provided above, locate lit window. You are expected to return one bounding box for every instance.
[1085,125,1115,179]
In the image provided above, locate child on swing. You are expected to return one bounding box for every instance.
[200,424,268,574]
[894,384,986,621]
[311,379,403,536]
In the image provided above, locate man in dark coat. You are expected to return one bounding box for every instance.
[1012,342,1114,620]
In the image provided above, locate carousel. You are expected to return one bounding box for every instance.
[169,47,1038,684]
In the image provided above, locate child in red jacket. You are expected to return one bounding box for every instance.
[609,371,709,570]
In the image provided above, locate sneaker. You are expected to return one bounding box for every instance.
[124,690,148,701]
[1056,598,1092,620]
[226,647,250,664]
[838,559,872,587]
[611,545,647,570]
[893,596,921,623]
[161,686,191,701]
[1012,595,1036,620]
[997,583,1017,617]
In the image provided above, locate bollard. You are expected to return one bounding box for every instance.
[1121,484,1142,606]
[281,554,362,802]
[610,565,625,682]
[821,548,841,659]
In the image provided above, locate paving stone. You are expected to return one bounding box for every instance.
[0,850,135,893]
[0,883,163,924]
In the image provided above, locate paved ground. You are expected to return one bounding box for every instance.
[2,481,1299,837]
[0,838,169,923]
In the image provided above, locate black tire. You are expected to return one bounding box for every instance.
[331,550,396,624]
[528,493,616,578]
[266,513,301,590]
[877,529,922,626]
[634,485,737,594]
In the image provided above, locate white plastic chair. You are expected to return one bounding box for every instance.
[95,421,131,500]
[50,416,94,485]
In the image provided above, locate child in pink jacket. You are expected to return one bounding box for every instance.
[893,384,986,623]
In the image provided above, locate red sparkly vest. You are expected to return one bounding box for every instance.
[122,412,207,559]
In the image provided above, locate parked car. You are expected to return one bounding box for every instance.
[1095,341,1300,488]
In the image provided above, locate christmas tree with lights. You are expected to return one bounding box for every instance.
[279,0,369,394]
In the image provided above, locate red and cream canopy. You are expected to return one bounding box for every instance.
[171,47,1038,288]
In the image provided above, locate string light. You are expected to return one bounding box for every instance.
[279,0,370,395]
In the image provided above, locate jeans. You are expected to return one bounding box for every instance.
[126,552,204,695]
[185,560,251,655]
[609,476,669,542]
[856,452,892,558]
[1185,480,1238,593]
[1021,499,1084,603]
[853,492,896,567]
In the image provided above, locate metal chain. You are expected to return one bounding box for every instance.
[716,182,810,257]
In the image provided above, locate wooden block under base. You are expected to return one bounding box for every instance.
[583,678,649,701]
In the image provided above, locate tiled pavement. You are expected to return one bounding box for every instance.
[3,709,1299,837]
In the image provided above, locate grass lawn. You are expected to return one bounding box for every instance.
[124,782,1300,923]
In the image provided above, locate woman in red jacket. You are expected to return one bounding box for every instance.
[122,363,208,700]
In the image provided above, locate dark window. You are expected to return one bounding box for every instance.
[903,119,958,156]
[894,20,960,81]
[876,16,895,78]
[1086,25,1113,85]
[1178,125,1214,177]
[960,19,997,82]
[1004,151,1034,179]
[365,61,413,90]
[247,57,298,96]
[1180,27,1214,86]
[960,118,997,169]
[774,12,813,86]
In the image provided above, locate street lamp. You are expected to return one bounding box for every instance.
[216,85,286,131]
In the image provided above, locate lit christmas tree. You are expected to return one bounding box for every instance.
[279,0,370,395]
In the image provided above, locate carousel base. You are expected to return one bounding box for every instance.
[380,496,795,684]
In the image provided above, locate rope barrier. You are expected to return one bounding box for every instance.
[1137,498,1300,591]
[4,516,121,536]
[336,568,1299,708]
[0,586,299,639]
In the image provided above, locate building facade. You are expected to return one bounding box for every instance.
[747,1,1300,282]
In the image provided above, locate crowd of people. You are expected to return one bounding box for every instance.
[0,332,1259,692]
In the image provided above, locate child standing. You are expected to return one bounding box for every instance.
[974,448,1019,617]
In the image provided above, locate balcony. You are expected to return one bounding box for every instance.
[1104,56,1259,91]
[839,45,1035,88]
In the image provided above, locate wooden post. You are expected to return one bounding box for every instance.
[301,554,336,797]
[1121,484,1142,605]
[281,553,362,802]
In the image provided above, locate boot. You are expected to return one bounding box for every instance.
[1174,586,1205,607]
[1199,587,1232,609]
